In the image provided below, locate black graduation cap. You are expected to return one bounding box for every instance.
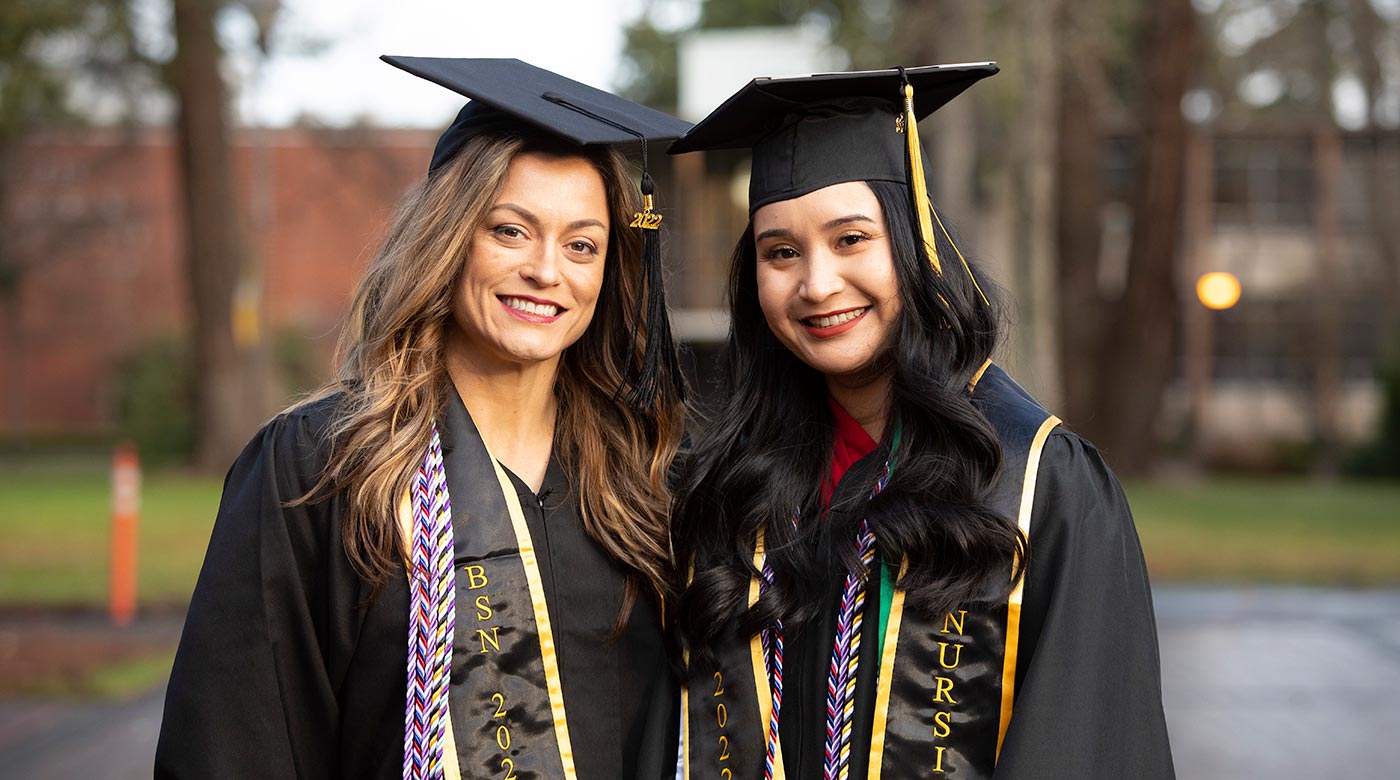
[669,64,998,305]
[382,55,690,407]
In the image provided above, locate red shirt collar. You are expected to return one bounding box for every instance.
[821,395,879,508]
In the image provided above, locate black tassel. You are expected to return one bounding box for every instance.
[527,93,687,408]
[626,172,686,410]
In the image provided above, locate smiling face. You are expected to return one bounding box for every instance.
[449,151,610,371]
[752,181,901,381]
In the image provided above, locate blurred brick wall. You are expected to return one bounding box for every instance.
[1,127,435,436]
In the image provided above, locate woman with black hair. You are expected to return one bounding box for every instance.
[667,66,1174,779]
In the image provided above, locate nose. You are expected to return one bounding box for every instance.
[798,248,844,302]
[521,243,562,287]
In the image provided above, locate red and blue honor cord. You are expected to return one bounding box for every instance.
[760,462,892,780]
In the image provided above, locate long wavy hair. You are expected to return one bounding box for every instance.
[673,180,1025,666]
[296,130,684,609]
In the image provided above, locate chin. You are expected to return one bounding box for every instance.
[813,362,868,380]
[485,335,565,365]
[512,346,569,364]
[793,345,878,379]
[494,323,580,359]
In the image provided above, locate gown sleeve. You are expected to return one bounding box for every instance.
[154,406,345,779]
[992,431,1176,780]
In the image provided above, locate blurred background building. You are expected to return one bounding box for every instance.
[1,127,429,437]
[3,0,1398,479]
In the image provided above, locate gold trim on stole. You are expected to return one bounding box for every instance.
[397,493,464,780]
[750,531,787,780]
[865,558,910,780]
[682,559,694,780]
[995,415,1061,759]
[487,457,580,779]
[967,358,993,393]
[681,669,691,780]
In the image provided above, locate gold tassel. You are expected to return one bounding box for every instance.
[902,83,941,277]
[901,82,991,307]
[630,193,662,230]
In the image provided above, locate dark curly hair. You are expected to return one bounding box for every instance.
[672,180,1025,668]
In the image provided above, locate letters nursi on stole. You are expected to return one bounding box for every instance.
[875,599,1008,778]
[871,368,1057,778]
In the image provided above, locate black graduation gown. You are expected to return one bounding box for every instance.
[777,430,1175,779]
[155,391,678,779]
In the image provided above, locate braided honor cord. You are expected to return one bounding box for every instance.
[821,518,878,780]
[759,547,786,780]
[759,463,892,780]
[404,425,455,780]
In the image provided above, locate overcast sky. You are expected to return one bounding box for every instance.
[227,0,652,128]
[139,0,1397,131]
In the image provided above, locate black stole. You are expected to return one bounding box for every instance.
[401,395,578,780]
[683,364,1059,780]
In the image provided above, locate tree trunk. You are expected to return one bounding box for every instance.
[1092,0,1198,474]
[1347,0,1400,337]
[896,0,980,230]
[1055,46,1106,430]
[171,0,269,470]
[1180,130,1215,461]
[1367,136,1400,341]
[0,139,25,438]
[1010,0,1063,409]
[1310,126,1344,475]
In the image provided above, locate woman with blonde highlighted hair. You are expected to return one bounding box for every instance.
[157,58,688,780]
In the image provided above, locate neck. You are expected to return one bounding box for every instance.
[825,371,891,441]
[445,332,559,491]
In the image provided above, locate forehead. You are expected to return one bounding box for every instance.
[497,151,609,216]
[752,180,883,232]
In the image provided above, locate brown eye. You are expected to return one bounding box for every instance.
[761,246,799,261]
[493,225,526,240]
[837,232,869,248]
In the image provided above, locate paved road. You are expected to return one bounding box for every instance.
[1157,587,1400,779]
[2,587,1398,779]
[0,682,166,779]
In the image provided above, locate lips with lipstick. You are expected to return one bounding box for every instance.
[499,294,566,323]
[800,306,869,338]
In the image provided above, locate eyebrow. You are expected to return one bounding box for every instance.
[492,203,606,232]
[754,213,877,243]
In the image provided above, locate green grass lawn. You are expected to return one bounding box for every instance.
[0,462,223,607]
[0,463,1397,607]
[10,650,178,698]
[1125,478,1400,586]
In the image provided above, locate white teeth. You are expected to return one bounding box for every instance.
[503,297,559,317]
[805,307,867,329]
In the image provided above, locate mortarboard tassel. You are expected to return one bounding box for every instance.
[537,92,685,409]
[899,75,991,307]
[626,167,685,410]
[901,81,943,278]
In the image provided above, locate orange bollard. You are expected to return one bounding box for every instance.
[110,440,141,627]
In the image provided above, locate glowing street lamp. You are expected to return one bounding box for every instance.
[1196,271,1241,310]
